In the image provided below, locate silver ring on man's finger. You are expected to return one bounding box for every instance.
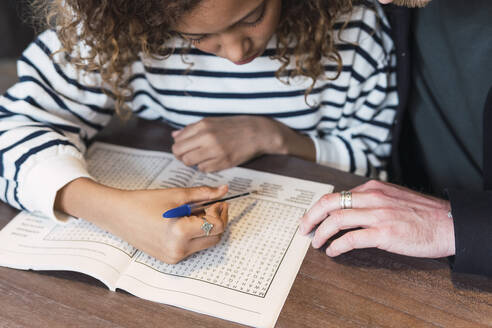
[201,217,214,236]
[339,190,352,209]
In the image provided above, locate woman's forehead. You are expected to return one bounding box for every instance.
[174,0,264,34]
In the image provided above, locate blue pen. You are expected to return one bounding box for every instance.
[163,190,257,218]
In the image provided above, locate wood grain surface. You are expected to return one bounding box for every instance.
[0,61,491,328]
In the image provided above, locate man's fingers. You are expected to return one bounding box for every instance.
[352,180,449,210]
[311,208,378,248]
[299,191,393,235]
[299,193,338,235]
[349,189,439,212]
[326,228,381,257]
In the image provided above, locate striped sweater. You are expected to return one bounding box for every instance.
[0,2,397,221]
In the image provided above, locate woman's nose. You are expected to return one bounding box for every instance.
[219,32,253,63]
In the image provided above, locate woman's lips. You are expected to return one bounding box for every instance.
[234,52,259,65]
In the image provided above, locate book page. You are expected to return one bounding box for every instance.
[0,144,175,289]
[0,142,333,328]
[0,212,137,290]
[93,143,333,328]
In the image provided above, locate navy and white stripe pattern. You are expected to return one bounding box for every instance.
[0,1,397,220]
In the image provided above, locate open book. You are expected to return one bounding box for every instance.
[0,142,333,328]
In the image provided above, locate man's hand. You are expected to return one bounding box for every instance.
[172,116,315,172]
[299,180,455,258]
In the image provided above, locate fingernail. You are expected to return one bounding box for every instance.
[326,247,335,257]
[298,224,306,235]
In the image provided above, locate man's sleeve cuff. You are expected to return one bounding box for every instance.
[19,155,93,222]
[447,189,492,277]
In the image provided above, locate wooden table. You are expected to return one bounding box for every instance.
[1,61,492,327]
[0,60,17,93]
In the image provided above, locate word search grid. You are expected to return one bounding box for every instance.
[43,145,306,298]
[138,197,305,297]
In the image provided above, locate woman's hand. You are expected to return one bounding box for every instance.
[56,178,229,263]
[172,116,315,172]
[299,180,455,258]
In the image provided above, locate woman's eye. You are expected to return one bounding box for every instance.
[181,34,208,44]
[242,3,266,27]
[177,1,266,43]
[190,36,206,44]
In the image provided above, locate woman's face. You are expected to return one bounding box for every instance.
[173,0,281,65]
[378,0,431,7]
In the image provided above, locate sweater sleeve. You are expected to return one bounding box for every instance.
[311,4,399,179]
[447,189,492,277]
[0,30,115,221]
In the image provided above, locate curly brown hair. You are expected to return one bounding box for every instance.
[31,0,356,117]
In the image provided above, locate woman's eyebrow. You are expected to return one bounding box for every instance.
[177,0,265,37]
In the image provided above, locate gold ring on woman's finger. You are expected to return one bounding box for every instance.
[201,217,214,236]
[339,191,352,209]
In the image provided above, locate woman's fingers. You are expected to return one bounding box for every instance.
[173,202,228,239]
[172,137,202,160]
[200,201,229,236]
[176,203,229,257]
[172,121,201,142]
[179,146,216,167]
[172,121,212,158]
[197,157,230,173]
[206,201,229,227]
[187,234,223,255]
[177,185,228,204]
